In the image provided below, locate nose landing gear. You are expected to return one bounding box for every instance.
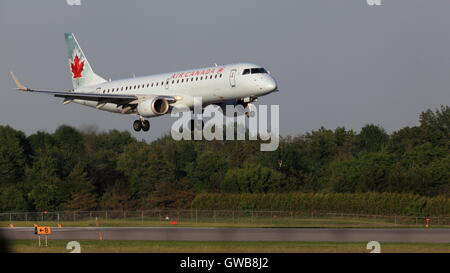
[133,119,150,132]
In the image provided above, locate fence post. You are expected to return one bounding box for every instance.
[105,211,108,223]
[232,211,234,224]
[57,213,60,222]
[196,209,198,224]
[9,213,11,222]
[141,211,144,224]
[25,212,28,223]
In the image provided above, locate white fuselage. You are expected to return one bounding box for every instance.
[73,62,278,116]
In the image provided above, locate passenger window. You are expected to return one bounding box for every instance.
[243,69,250,75]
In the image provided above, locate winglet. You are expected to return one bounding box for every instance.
[10,72,30,91]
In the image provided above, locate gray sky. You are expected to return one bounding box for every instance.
[1,0,449,141]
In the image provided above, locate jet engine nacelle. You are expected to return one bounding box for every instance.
[137,97,170,118]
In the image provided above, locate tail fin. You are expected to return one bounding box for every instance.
[64,33,107,89]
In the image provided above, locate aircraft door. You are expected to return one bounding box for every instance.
[229,69,236,88]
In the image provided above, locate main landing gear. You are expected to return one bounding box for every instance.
[133,119,150,132]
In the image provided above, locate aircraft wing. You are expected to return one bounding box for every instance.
[10,72,176,106]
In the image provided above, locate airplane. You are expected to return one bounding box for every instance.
[11,33,278,132]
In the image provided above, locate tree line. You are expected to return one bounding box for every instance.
[192,192,450,216]
[0,105,448,212]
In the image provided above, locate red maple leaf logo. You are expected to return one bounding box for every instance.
[71,55,84,79]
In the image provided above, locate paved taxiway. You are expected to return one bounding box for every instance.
[1,227,449,243]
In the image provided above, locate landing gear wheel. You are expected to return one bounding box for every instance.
[142,120,150,132]
[133,120,142,132]
[245,110,256,118]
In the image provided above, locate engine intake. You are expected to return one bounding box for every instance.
[137,97,170,117]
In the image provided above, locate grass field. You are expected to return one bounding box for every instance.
[1,216,448,229]
[7,240,450,253]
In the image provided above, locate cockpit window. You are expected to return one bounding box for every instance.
[243,67,268,75]
[250,68,268,74]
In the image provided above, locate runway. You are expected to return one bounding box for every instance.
[1,227,449,243]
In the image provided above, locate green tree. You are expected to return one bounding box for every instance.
[356,124,389,153]
[187,151,228,192]
[147,181,195,209]
[26,148,65,211]
[100,183,134,210]
[387,126,424,157]
[221,164,284,193]
[330,152,394,193]
[0,126,28,185]
[419,105,450,147]
[0,185,28,211]
[67,192,98,211]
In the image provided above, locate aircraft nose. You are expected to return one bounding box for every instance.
[265,77,278,93]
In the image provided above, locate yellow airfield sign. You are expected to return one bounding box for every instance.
[35,226,52,235]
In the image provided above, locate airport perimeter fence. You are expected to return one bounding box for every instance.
[1,210,450,227]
